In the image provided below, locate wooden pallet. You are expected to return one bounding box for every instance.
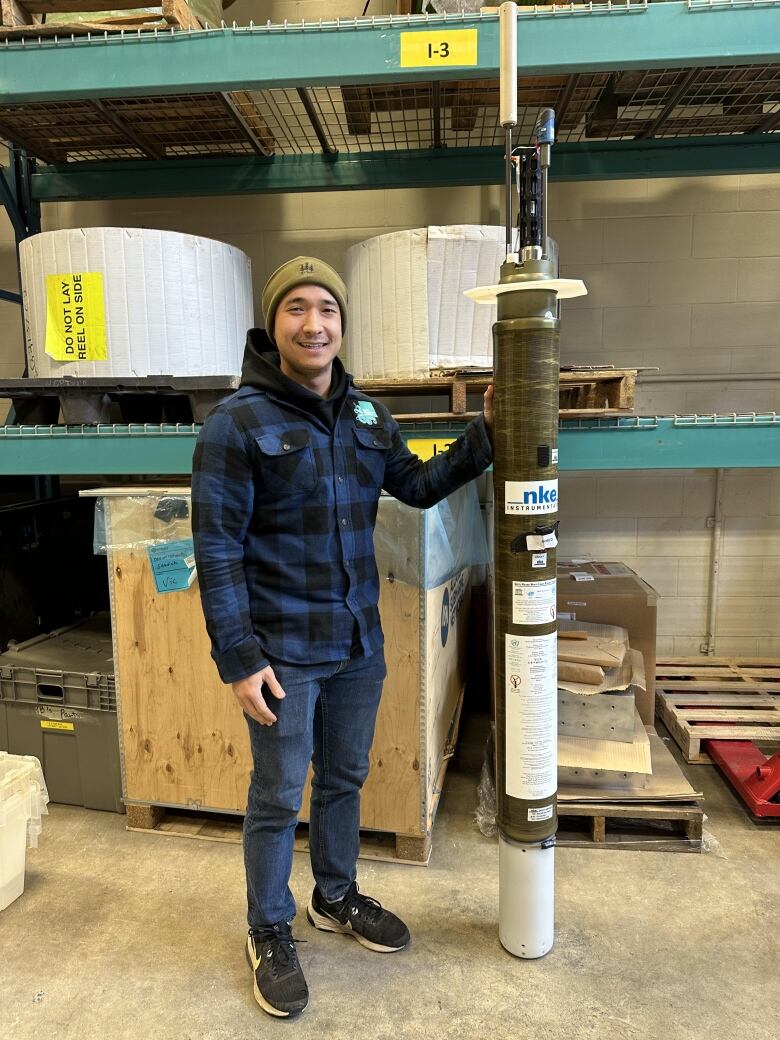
[656,658,780,764]
[557,801,704,851]
[356,367,637,422]
[0,0,200,36]
[0,375,238,424]
[125,804,432,866]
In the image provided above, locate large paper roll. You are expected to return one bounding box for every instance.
[20,228,254,379]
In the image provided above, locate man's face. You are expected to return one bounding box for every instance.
[273,284,342,385]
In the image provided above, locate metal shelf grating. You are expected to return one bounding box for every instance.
[0,62,777,164]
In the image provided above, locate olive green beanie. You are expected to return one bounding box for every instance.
[261,256,348,343]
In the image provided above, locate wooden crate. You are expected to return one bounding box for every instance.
[0,0,200,35]
[97,488,472,854]
[656,658,780,764]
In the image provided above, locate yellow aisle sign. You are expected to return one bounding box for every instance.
[40,720,75,732]
[400,29,478,69]
[45,272,108,362]
[407,438,456,461]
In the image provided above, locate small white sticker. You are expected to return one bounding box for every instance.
[527,532,558,551]
[551,448,558,464]
[528,804,554,822]
[505,479,558,515]
[532,553,547,569]
[512,578,557,625]
[571,572,595,582]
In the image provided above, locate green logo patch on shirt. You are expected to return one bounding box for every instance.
[353,400,379,426]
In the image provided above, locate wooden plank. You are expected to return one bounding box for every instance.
[669,725,780,742]
[669,710,780,724]
[657,656,780,668]
[656,692,701,762]
[18,0,158,11]
[656,680,780,692]
[127,808,431,865]
[562,802,703,823]
[450,379,468,416]
[0,0,38,25]
[658,693,778,708]
[0,0,201,32]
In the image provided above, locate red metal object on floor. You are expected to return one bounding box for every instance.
[706,740,780,819]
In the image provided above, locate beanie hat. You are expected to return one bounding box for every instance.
[261,256,348,343]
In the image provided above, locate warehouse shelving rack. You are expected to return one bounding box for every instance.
[0,1,779,474]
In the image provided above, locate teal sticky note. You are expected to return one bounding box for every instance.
[147,538,196,594]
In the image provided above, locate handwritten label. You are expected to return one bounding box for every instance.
[147,538,196,594]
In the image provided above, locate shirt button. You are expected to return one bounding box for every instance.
[341,518,347,527]
[338,476,344,483]
[282,443,290,451]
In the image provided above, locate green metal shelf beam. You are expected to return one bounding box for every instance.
[0,415,777,476]
[30,135,780,201]
[0,4,778,103]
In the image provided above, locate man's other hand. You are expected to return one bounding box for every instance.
[483,384,494,437]
[232,666,287,726]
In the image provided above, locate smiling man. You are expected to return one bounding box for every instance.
[192,256,493,1019]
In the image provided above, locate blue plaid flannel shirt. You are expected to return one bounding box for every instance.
[192,382,492,683]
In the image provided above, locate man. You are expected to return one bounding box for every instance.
[192,256,493,1019]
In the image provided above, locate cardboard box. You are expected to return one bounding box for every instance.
[557,562,658,724]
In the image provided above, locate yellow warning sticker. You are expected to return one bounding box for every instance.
[40,720,75,732]
[407,438,456,461]
[45,272,107,363]
[400,29,478,69]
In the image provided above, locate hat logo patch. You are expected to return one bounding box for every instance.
[354,401,378,426]
[299,262,315,274]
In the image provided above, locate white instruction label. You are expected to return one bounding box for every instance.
[505,632,557,801]
[505,479,558,515]
[551,448,559,464]
[531,553,547,569]
[512,579,557,625]
[528,804,554,822]
[571,572,595,582]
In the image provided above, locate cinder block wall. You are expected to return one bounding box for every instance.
[0,172,777,656]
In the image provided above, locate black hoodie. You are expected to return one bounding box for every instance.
[239,328,350,432]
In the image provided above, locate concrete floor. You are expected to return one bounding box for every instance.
[3,735,780,1040]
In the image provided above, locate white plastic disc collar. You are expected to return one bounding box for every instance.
[464,279,588,304]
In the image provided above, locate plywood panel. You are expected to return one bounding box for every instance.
[301,579,423,835]
[110,543,251,810]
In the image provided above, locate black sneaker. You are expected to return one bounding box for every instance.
[307,882,410,953]
[245,922,309,1018]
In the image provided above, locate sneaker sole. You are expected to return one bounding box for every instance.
[245,939,308,1019]
[306,901,410,953]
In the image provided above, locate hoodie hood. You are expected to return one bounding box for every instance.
[239,327,350,429]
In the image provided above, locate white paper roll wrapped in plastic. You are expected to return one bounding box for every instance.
[20,228,254,378]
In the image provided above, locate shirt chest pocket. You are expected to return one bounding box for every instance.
[353,425,391,488]
[255,428,318,496]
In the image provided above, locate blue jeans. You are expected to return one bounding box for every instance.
[243,647,387,929]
